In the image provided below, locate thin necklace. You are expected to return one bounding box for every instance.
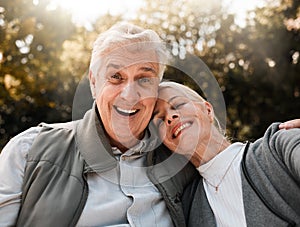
[203,145,244,192]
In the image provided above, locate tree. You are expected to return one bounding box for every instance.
[0,0,76,149]
[1,0,299,150]
[219,0,300,140]
[133,0,300,140]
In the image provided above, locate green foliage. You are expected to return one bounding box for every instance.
[133,0,300,141]
[0,0,299,151]
[0,0,77,148]
[220,0,300,140]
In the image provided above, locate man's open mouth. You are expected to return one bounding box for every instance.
[114,106,140,116]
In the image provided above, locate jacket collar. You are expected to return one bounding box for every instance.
[76,103,118,173]
[75,103,159,173]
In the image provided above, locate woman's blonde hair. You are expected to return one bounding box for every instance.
[158,81,206,102]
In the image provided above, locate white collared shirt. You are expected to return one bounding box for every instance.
[0,126,173,227]
[197,142,247,227]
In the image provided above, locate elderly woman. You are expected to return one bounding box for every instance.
[152,81,300,227]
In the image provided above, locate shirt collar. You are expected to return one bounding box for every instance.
[197,142,245,181]
[112,128,158,160]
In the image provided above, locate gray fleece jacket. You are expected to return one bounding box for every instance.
[182,123,300,227]
[16,106,197,227]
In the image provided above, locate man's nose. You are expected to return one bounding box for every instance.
[120,82,140,103]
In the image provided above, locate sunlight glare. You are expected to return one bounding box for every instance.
[50,0,268,29]
[223,0,266,27]
[50,0,144,28]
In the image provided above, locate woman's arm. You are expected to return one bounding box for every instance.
[279,119,300,129]
[273,127,300,183]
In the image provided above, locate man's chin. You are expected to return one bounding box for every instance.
[112,131,141,142]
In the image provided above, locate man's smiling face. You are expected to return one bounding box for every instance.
[90,48,160,151]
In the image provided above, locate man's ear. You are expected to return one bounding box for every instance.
[204,101,214,122]
[89,70,96,99]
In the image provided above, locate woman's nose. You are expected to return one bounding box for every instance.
[167,113,179,125]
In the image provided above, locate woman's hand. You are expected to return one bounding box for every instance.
[279,119,300,129]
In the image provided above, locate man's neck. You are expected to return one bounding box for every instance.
[109,133,145,153]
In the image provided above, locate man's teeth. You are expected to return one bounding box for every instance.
[116,107,138,114]
[174,123,191,137]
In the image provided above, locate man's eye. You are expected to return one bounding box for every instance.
[109,73,122,83]
[138,77,153,85]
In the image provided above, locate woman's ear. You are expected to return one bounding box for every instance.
[204,101,214,122]
[89,70,96,99]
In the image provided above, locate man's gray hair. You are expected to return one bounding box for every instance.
[89,22,168,80]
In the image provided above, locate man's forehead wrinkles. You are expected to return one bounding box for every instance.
[105,58,157,67]
[105,61,158,75]
[105,49,158,63]
[107,63,123,70]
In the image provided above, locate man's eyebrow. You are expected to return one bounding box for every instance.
[106,64,157,74]
[139,66,157,74]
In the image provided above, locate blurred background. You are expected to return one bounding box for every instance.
[0,0,299,151]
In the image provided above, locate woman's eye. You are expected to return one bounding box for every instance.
[173,102,186,109]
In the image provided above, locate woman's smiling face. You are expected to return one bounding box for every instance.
[152,85,214,158]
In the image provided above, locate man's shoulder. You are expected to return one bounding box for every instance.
[38,120,80,131]
[26,120,82,162]
[4,126,41,151]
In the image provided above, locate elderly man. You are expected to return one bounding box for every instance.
[0,22,196,226]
